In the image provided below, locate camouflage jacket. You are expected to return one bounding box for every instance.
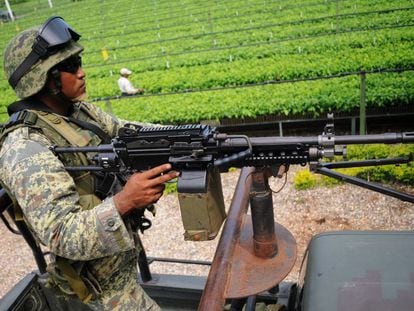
[0,100,159,310]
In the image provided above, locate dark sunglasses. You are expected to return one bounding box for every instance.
[9,16,81,88]
[54,56,82,74]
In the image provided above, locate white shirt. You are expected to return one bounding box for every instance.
[117,76,138,94]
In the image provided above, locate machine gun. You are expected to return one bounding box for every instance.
[51,117,414,204]
[1,116,414,311]
[50,117,414,239]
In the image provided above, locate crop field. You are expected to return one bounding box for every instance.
[0,0,413,124]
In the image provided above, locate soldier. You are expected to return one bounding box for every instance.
[0,16,178,310]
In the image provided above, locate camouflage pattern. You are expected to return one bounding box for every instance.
[3,27,83,99]
[0,101,160,310]
[88,260,160,311]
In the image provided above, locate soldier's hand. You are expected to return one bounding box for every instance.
[114,163,179,216]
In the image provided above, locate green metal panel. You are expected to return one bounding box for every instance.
[301,231,414,311]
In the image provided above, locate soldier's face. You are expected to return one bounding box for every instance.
[60,67,87,100]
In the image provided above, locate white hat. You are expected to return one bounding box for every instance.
[120,68,132,75]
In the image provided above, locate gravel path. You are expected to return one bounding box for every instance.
[1,167,413,298]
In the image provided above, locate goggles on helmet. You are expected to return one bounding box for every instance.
[8,16,81,89]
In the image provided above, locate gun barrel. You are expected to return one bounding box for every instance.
[335,132,414,145]
[221,132,413,149]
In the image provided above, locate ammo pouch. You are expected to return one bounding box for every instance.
[178,168,226,241]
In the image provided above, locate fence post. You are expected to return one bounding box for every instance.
[351,117,356,135]
[359,71,366,135]
[335,0,340,33]
[4,0,15,21]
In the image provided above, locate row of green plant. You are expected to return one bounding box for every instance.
[294,144,414,190]
[2,1,411,68]
[84,29,413,94]
[0,69,410,124]
[79,9,413,66]
[2,14,411,77]
[79,3,413,57]
[89,71,412,125]
[1,0,410,51]
[84,0,346,33]
[77,0,395,44]
[82,24,414,74]
[0,0,412,127]
[1,24,411,119]
[7,0,371,42]
[74,0,414,46]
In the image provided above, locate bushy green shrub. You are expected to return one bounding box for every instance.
[294,170,318,190]
[164,180,178,195]
[346,144,414,184]
[293,144,414,190]
[320,174,343,187]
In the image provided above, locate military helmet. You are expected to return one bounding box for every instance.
[3,16,83,99]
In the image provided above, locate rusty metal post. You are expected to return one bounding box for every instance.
[198,167,296,310]
[249,169,278,258]
[198,167,253,311]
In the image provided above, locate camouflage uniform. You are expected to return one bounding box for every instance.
[0,101,160,310]
[1,18,161,311]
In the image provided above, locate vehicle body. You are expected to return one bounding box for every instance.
[2,229,413,310]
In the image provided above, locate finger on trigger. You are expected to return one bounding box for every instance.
[161,170,179,182]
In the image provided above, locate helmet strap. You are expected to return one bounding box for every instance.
[49,68,62,96]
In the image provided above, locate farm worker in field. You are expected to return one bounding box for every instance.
[1,16,176,310]
[117,67,145,96]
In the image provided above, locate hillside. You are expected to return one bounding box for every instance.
[0,0,413,124]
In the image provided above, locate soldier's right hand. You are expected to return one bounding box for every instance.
[114,163,179,216]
